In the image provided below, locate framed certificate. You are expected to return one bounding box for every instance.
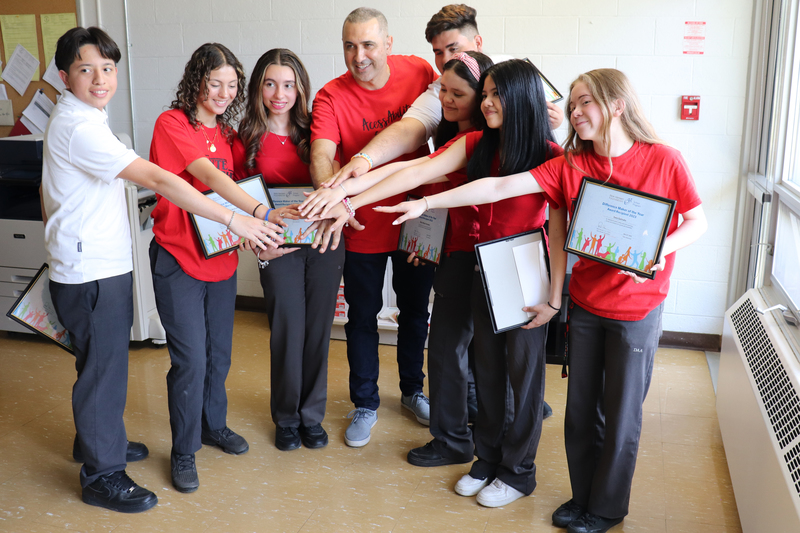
[189,174,269,259]
[523,58,563,103]
[5,264,74,354]
[265,184,317,247]
[566,177,676,280]
[397,195,448,265]
[475,229,551,334]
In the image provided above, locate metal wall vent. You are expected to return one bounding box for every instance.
[730,298,800,453]
[785,440,800,497]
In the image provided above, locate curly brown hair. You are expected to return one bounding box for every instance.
[238,49,312,169]
[170,43,246,143]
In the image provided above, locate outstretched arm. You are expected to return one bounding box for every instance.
[326,117,429,186]
[374,166,546,225]
[299,156,427,218]
[119,158,278,249]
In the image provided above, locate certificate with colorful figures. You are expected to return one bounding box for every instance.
[566,177,676,280]
[190,174,270,259]
[6,264,74,354]
[397,195,448,265]
[265,185,317,247]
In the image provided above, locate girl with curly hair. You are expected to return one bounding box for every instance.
[148,43,284,493]
[232,49,343,452]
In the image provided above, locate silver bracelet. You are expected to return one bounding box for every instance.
[257,257,269,269]
[226,210,235,230]
[340,183,348,196]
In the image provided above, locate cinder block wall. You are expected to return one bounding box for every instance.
[89,0,754,336]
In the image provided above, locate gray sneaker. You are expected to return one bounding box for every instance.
[401,392,430,426]
[344,408,378,447]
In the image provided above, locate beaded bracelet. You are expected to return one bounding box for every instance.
[547,301,560,312]
[252,203,263,217]
[342,197,356,218]
[351,152,373,170]
[226,211,235,230]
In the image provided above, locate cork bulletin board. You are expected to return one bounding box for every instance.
[0,0,77,138]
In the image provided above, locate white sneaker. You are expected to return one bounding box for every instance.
[476,479,526,507]
[454,473,491,496]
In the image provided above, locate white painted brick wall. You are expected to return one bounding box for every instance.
[89,0,755,336]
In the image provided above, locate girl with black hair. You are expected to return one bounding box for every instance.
[309,59,566,507]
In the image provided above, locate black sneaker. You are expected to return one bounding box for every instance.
[299,424,329,449]
[275,427,301,451]
[201,426,249,455]
[552,499,585,527]
[567,512,623,533]
[171,452,199,493]
[82,470,157,513]
[72,435,149,463]
[407,439,473,467]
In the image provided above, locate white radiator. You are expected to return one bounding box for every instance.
[717,289,800,533]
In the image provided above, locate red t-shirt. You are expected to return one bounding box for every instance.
[428,128,479,253]
[530,142,702,321]
[150,109,239,282]
[462,131,564,244]
[311,55,438,253]
[232,133,310,184]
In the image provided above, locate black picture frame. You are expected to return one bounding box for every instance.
[474,228,551,333]
[565,177,676,280]
[189,174,270,259]
[5,263,74,354]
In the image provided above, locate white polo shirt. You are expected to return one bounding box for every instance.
[41,90,138,284]
[403,54,515,139]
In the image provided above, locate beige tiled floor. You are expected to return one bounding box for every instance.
[0,310,742,532]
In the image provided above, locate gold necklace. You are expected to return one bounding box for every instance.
[201,123,218,153]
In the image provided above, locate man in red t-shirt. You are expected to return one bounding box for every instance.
[310,7,438,448]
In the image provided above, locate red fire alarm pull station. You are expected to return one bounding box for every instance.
[681,95,700,120]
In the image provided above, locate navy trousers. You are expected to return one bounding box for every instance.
[343,250,435,409]
[50,272,133,487]
[149,240,236,454]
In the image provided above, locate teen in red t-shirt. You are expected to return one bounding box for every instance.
[372,60,567,508]
[149,43,283,494]
[381,68,707,532]
[232,48,343,453]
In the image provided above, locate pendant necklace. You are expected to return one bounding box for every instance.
[270,129,288,146]
[201,123,218,153]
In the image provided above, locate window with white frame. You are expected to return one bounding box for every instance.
[740,0,800,338]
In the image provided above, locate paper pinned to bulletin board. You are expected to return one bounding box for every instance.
[0,14,39,81]
[0,0,77,138]
[40,13,76,69]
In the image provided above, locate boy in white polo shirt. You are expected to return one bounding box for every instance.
[41,26,278,513]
